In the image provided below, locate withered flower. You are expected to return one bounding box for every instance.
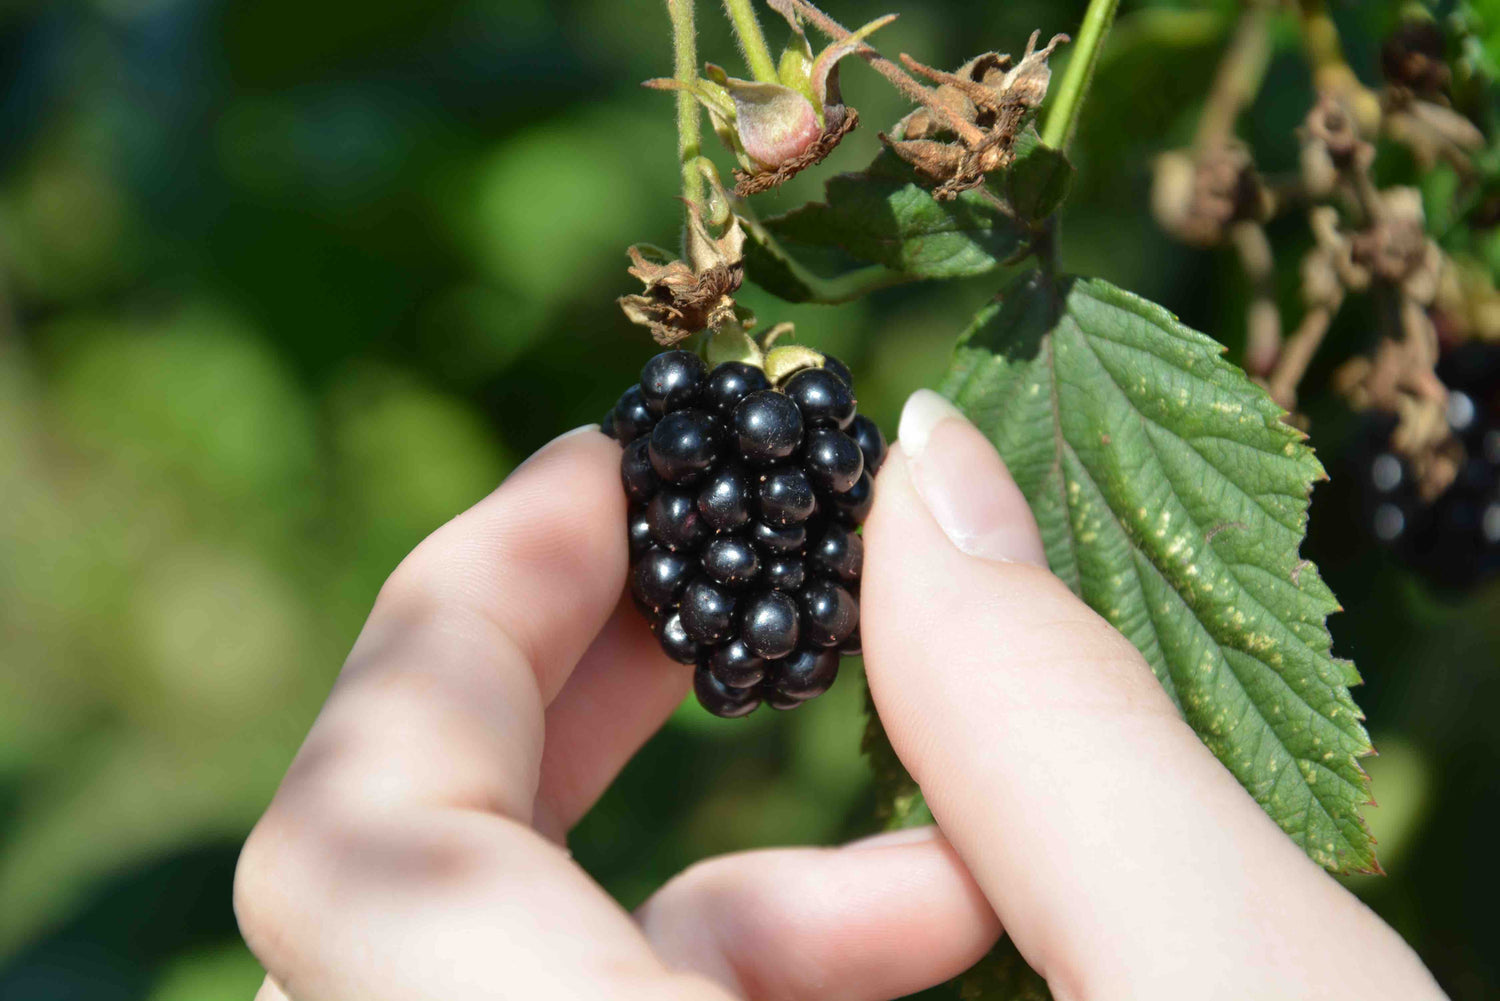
[618,205,745,346]
[1348,187,1443,301]
[880,31,1068,200]
[1151,143,1270,248]
[646,6,895,197]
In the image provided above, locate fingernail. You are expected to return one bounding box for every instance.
[897,390,1046,566]
[844,825,943,850]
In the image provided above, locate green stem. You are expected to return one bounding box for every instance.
[722,0,780,83]
[1040,0,1120,152]
[667,0,706,253]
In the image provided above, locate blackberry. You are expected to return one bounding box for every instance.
[611,350,880,717]
[1349,341,1500,589]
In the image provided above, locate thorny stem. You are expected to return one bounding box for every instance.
[1267,306,1333,410]
[1040,0,1119,152]
[780,0,985,146]
[667,0,706,259]
[1195,6,1273,151]
[723,0,780,84]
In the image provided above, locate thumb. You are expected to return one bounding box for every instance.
[860,390,1439,1001]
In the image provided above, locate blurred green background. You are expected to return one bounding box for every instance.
[1,0,1497,998]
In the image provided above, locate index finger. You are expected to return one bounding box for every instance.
[861,394,1443,1000]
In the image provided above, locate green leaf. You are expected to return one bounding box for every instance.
[741,150,1024,303]
[1005,129,1073,223]
[941,272,1376,875]
[863,271,1375,999]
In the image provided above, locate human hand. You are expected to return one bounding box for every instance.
[235,391,1446,1000]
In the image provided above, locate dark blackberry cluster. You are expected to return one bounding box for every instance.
[1354,342,1500,589]
[603,349,885,717]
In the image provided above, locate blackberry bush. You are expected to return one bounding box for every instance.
[606,347,882,718]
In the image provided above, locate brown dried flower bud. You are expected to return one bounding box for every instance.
[1349,187,1440,295]
[618,206,745,345]
[880,30,1068,200]
[1150,144,1269,247]
[1301,93,1368,169]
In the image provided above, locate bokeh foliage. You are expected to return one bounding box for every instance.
[1,1,1497,999]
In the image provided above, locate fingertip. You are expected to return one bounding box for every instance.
[886,391,1047,567]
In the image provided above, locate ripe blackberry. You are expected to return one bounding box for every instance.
[1349,341,1500,589]
[612,350,880,717]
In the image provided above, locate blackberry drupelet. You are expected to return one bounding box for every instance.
[610,349,879,717]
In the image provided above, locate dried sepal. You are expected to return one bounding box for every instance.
[879,30,1069,200]
[618,205,745,346]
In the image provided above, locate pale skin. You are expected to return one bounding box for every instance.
[234,389,1448,1001]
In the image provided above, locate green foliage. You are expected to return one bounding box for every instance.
[951,941,1051,1001]
[742,150,1023,302]
[1003,129,1073,224]
[941,273,1375,874]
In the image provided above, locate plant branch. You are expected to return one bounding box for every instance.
[667,0,707,260]
[778,0,985,145]
[723,0,780,83]
[1195,6,1272,151]
[1267,305,1333,410]
[1229,220,1282,378]
[1040,0,1119,151]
